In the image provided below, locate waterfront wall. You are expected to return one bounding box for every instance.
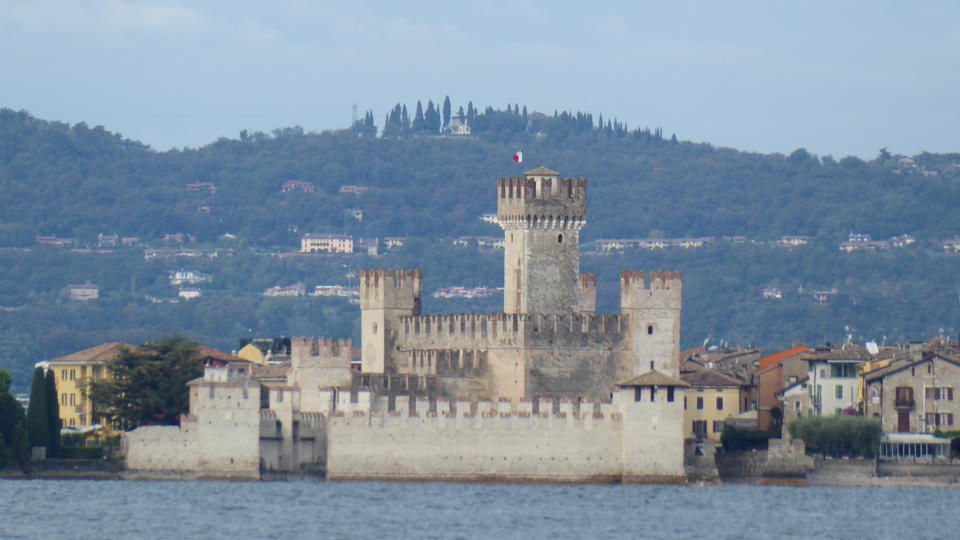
[327,404,623,483]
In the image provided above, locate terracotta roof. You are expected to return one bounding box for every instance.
[617,371,688,387]
[757,345,812,371]
[865,351,960,383]
[679,359,705,373]
[196,346,253,364]
[47,342,134,364]
[680,346,706,361]
[681,370,748,388]
[524,167,559,176]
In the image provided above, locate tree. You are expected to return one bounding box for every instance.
[0,370,10,394]
[0,369,27,455]
[442,96,451,130]
[88,337,204,431]
[26,367,49,450]
[412,101,425,132]
[45,369,61,455]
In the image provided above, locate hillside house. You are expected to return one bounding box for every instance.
[68,282,100,301]
[301,234,353,254]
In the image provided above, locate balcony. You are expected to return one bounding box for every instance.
[74,377,88,390]
[895,397,915,409]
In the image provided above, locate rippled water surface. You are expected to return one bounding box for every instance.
[1,480,956,539]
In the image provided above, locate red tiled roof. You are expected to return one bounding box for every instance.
[680,346,706,361]
[47,342,134,364]
[757,345,812,371]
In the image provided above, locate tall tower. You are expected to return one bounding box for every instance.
[498,168,587,314]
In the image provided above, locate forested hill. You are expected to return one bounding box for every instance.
[2,106,960,247]
[2,105,960,392]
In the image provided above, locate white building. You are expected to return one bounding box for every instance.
[807,355,862,416]
[301,234,353,254]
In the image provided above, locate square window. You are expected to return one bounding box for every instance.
[667,387,675,402]
[696,397,704,410]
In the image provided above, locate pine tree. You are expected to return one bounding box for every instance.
[412,100,425,132]
[45,369,61,455]
[442,96,451,130]
[26,367,49,451]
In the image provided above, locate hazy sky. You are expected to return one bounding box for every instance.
[2,1,958,158]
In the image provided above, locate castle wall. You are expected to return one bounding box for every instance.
[125,368,260,478]
[192,381,261,476]
[619,386,687,480]
[326,397,622,483]
[360,269,423,374]
[621,270,683,378]
[124,425,197,471]
[289,337,353,411]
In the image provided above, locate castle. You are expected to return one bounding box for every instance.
[124,167,691,482]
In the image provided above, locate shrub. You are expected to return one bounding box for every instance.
[788,415,882,457]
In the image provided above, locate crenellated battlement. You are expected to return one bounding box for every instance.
[328,392,622,432]
[359,269,423,311]
[620,270,683,310]
[497,175,587,231]
[578,273,596,313]
[395,312,630,352]
[292,337,352,358]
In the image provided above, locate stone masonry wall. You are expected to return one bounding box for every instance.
[327,397,622,483]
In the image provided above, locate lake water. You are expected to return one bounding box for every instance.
[0,480,956,539]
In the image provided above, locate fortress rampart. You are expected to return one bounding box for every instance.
[326,392,626,483]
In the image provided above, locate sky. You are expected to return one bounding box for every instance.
[1,0,958,159]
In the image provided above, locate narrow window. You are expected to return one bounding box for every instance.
[634,388,642,402]
[70,394,75,406]
[912,367,915,376]
[277,390,283,403]
[70,369,76,381]
[62,370,67,381]
[373,323,378,334]
[69,419,75,427]
[647,325,654,335]
[667,387,675,402]
[716,397,723,411]
[928,364,932,374]
[557,234,563,243]
[697,397,704,410]
[650,387,657,402]
[62,393,67,406]
[209,386,215,399]
[684,396,687,410]
[650,361,655,370]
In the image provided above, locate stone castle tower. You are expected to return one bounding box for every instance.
[497,167,587,314]
[358,167,683,405]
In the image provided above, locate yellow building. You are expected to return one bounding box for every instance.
[681,369,752,441]
[37,342,132,433]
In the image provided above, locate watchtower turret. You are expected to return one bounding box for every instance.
[498,167,587,314]
[360,269,422,374]
[620,270,683,378]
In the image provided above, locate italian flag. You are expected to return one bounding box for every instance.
[513,150,524,163]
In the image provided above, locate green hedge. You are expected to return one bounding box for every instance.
[788,415,881,458]
[53,446,104,460]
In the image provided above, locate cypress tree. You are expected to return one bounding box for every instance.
[45,369,61,455]
[412,101,425,132]
[442,96,451,129]
[467,101,475,120]
[26,367,49,451]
